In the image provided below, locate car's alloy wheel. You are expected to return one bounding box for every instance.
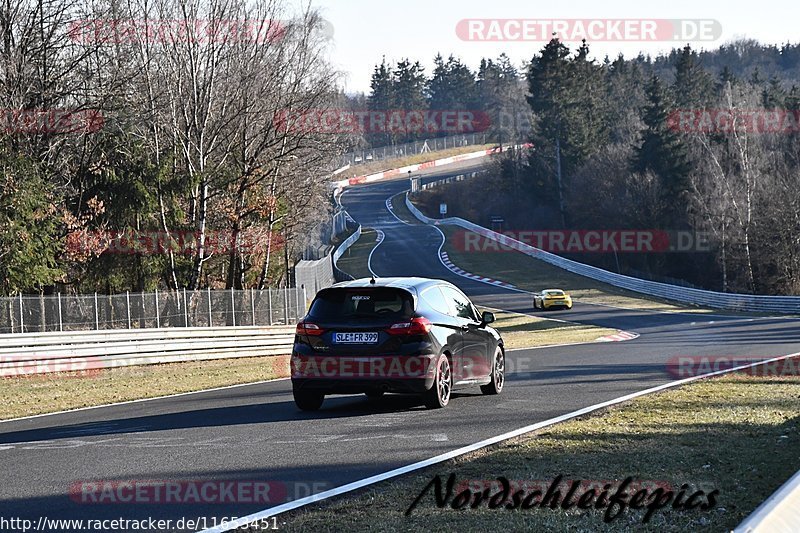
[481,347,505,395]
[293,389,324,411]
[425,354,452,408]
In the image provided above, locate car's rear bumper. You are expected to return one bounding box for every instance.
[543,301,571,309]
[290,353,438,394]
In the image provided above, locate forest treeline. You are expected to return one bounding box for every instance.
[367,40,800,295]
[2,0,799,299]
[0,0,349,296]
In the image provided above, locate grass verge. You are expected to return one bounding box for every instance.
[436,224,734,314]
[0,355,289,421]
[336,228,379,279]
[389,192,421,226]
[266,370,800,532]
[487,310,616,350]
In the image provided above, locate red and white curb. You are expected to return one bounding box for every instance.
[440,251,516,289]
[595,331,640,342]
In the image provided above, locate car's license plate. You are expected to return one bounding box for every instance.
[333,332,379,344]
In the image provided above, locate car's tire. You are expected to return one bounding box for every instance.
[294,389,324,411]
[365,390,385,399]
[481,347,505,395]
[424,354,453,409]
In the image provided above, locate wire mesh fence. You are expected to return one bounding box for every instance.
[337,133,488,168]
[0,288,308,334]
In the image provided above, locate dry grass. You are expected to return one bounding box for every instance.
[1,355,289,420]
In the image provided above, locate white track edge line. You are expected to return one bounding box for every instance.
[201,351,800,533]
[366,230,385,277]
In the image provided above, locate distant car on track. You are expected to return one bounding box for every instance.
[533,289,573,310]
[291,277,504,411]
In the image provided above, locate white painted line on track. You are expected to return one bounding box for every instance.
[201,351,800,533]
[366,229,385,277]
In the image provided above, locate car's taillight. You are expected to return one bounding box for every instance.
[296,322,325,336]
[386,317,432,336]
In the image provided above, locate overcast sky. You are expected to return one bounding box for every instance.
[286,0,799,94]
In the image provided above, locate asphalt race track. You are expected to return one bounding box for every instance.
[2,158,799,532]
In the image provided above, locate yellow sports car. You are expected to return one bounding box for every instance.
[533,289,573,310]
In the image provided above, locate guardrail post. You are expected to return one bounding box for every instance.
[230,288,236,327]
[250,288,256,326]
[268,287,273,325]
[94,292,99,330]
[155,288,160,328]
[183,288,189,327]
[207,287,212,327]
[283,286,288,324]
[126,291,131,329]
[57,292,63,332]
[19,293,23,333]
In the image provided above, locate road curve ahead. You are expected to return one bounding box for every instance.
[1,159,799,532]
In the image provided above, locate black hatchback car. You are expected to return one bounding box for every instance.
[291,277,505,410]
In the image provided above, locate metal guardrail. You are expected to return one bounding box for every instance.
[418,171,482,191]
[405,193,800,314]
[735,469,800,532]
[0,326,294,376]
[333,225,362,265]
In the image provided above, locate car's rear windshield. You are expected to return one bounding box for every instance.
[544,290,565,296]
[308,288,414,319]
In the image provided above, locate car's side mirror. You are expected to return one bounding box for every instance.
[481,311,495,325]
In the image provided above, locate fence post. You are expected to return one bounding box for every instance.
[126,291,131,329]
[19,293,23,333]
[283,286,288,324]
[303,286,307,313]
[251,288,256,326]
[207,287,212,327]
[230,288,236,327]
[268,287,273,325]
[94,292,99,330]
[57,292,63,332]
[155,288,160,328]
[183,288,189,327]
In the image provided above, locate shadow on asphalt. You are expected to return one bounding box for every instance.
[0,392,487,445]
